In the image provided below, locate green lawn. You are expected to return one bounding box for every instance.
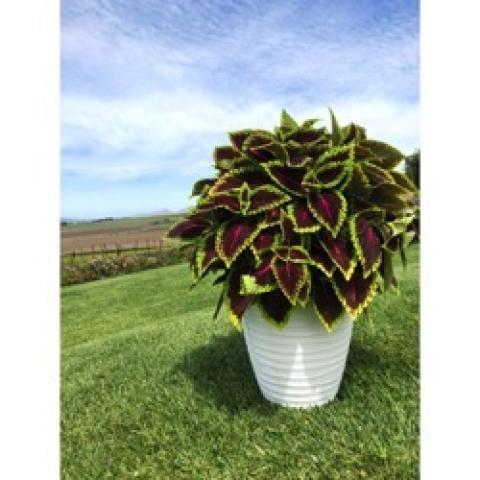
[61,245,419,479]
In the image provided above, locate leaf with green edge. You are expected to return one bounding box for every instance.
[317,144,354,167]
[214,145,242,170]
[341,123,366,144]
[308,190,347,236]
[272,258,308,304]
[262,161,307,196]
[288,202,321,233]
[196,234,218,276]
[167,216,210,240]
[280,213,301,246]
[264,206,282,226]
[287,246,313,263]
[196,194,241,214]
[361,162,395,186]
[332,265,379,319]
[370,182,411,214]
[360,139,404,169]
[311,272,345,331]
[215,218,260,267]
[350,213,383,278]
[247,185,291,215]
[343,164,371,195]
[227,271,254,331]
[252,227,278,253]
[239,182,250,215]
[209,168,270,195]
[329,108,341,146]
[191,178,216,197]
[319,231,357,280]
[297,270,311,307]
[240,273,276,295]
[286,128,323,144]
[229,129,267,152]
[258,289,293,328]
[309,237,335,277]
[390,170,418,192]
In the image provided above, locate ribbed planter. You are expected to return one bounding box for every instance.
[242,303,353,409]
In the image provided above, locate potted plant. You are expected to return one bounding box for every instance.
[168,109,419,408]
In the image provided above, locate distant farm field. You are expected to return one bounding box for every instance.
[61,214,182,254]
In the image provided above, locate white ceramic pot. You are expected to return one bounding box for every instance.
[242,303,353,409]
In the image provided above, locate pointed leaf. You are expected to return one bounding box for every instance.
[247,185,290,214]
[379,251,398,292]
[362,162,394,186]
[262,161,307,196]
[280,214,301,246]
[209,168,270,195]
[308,190,347,236]
[252,227,277,253]
[289,202,321,233]
[167,216,210,239]
[214,145,242,170]
[280,109,298,130]
[319,231,356,280]
[341,123,366,144]
[197,194,241,214]
[259,289,293,327]
[264,206,282,226]
[312,273,345,331]
[272,258,307,304]
[196,234,218,276]
[350,214,382,277]
[390,170,418,192]
[329,108,341,146]
[361,139,404,169]
[310,238,335,277]
[227,272,254,330]
[370,183,411,214]
[333,265,379,319]
[191,178,216,197]
[215,219,259,267]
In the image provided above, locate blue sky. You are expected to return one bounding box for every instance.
[61,0,419,219]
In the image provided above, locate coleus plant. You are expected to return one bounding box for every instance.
[167,110,419,332]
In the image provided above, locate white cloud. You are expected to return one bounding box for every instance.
[62,90,418,181]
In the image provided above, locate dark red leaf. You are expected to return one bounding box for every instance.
[320,231,356,279]
[272,258,307,304]
[310,238,335,276]
[287,129,321,144]
[214,145,241,161]
[259,289,293,325]
[227,272,254,323]
[210,170,271,195]
[312,273,344,328]
[201,235,217,271]
[352,215,382,276]
[197,194,240,213]
[291,202,319,231]
[252,228,277,252]
[308,191,346,235]
[263,163,307,195]
[249,187,290,213]
[265,207,281,225]
[333,265,378,318]
[281,215,300,246]
[167,217,209,239]
[217,219,258,265]
[254,255,275,285]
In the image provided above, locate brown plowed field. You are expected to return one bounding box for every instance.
[61,214,181,254]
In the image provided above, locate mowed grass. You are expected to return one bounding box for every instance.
[61,245,419,479]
